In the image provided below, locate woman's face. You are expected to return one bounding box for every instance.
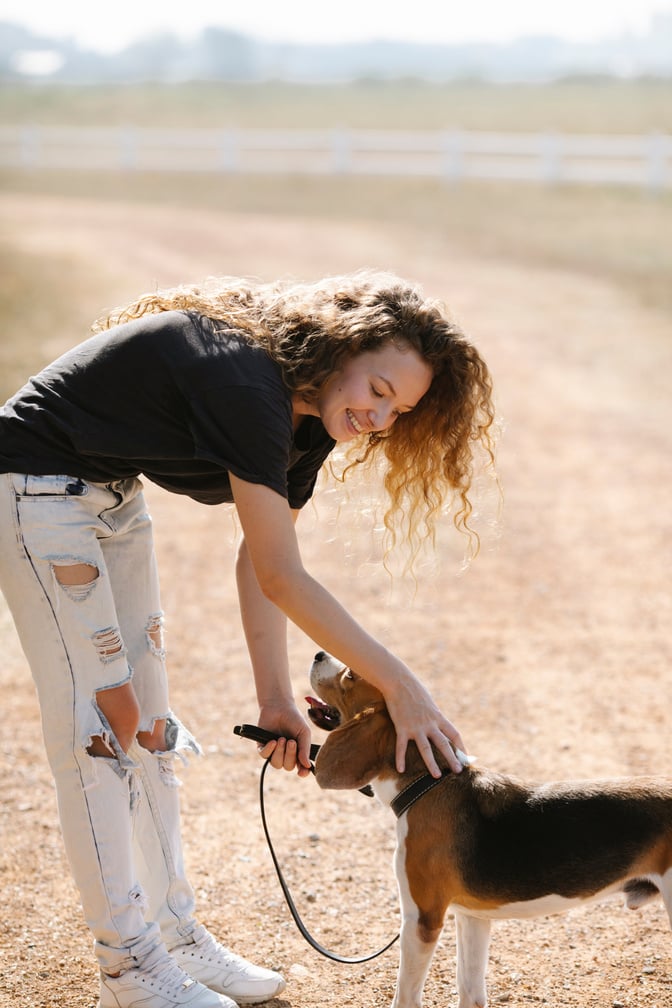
[312,342,433,443]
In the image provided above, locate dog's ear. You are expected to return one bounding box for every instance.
[313,709,394,790]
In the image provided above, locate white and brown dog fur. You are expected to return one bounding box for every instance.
[307,651,672,1008]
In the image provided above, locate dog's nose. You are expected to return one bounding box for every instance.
[314,651,327,662]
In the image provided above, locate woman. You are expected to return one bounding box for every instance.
[0,270,496,1008]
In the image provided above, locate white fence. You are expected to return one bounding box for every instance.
[1,125,670,189]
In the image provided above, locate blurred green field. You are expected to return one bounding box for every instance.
[1,78,670,131]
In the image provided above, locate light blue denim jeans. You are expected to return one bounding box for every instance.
[0,473,200,974]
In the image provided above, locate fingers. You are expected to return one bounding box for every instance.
[257,737,312,777]
[395,725,468,779]
[433,734,465,776]
[257,736,295,770]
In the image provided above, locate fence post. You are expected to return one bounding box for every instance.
[647,132,668,193]
[331,128,351,174]
[441,130,463,182]
[20,125,40,169]
[540,132,562,185]
[219,128,239,172]
[119,127,137,170]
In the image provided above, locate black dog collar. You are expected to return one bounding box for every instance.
[390,769,452,818]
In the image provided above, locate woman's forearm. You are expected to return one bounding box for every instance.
[262,564,403,691]
[235,538,293,708]
[235,535,315,775]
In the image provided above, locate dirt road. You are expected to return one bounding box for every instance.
[1,193,671,1007]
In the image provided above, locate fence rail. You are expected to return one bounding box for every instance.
[1,126,670,189]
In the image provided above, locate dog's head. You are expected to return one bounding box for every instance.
[306,651,397,791]
[307,650,386,729]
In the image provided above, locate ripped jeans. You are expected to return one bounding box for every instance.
[0,473,201,975]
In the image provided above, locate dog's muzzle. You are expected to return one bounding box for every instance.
[305,695,341,732]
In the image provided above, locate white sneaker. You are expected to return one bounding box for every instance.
[99,943,236,1008]
[170,926,286,1005]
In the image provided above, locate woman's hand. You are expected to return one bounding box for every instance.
[383,670,467,778]
[257,702,313,778]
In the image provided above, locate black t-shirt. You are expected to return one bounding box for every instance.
[0,310,335,508]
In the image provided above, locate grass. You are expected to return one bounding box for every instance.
[3,168,671,316]
[1,79,670,132]
[0,242,110,399]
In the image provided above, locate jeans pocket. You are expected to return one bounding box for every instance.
[12,475,101,563]
[11,473,89,500]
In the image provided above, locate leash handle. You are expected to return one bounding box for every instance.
[233,723,322,762]
[258,757,399,964]
[233,723,374,798]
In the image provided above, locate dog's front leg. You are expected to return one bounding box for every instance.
[390,913,440,1008]
[454,911,491,1008]
[659,870,672,929]
[391,835,442,1008]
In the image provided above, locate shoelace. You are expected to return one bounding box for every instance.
[188,931,245,969]
[144,951,196,991]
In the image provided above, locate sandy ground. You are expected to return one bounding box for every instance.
[1,192,672,1008]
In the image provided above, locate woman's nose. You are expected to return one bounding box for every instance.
[369,403,396,431]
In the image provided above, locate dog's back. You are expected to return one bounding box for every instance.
[406,766,672,910]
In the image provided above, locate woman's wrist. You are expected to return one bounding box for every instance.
[365,653,415,700]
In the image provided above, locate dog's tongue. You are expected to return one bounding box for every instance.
[305,696,341,731]
[305,695,326,709]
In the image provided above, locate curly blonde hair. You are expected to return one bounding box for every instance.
[94,270,497,560]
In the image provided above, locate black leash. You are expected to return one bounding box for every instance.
[233,724,399,963]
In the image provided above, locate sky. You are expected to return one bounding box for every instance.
[2,0,671,53]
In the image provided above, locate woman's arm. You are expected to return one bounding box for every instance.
[230,474,466,778]
[235,516,312,777]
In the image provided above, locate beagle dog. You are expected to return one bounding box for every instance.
[307,651,672,1008]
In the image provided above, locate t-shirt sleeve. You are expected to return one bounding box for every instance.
[286,423,336,510]
[187,384,294,500]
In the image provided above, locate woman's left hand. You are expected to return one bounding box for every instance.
[384,671,467,778]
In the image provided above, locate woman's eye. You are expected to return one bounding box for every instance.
[370,385,383,398]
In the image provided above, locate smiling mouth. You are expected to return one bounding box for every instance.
[346,409,364,434]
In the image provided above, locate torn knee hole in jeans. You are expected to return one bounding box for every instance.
[53,561,99,602]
